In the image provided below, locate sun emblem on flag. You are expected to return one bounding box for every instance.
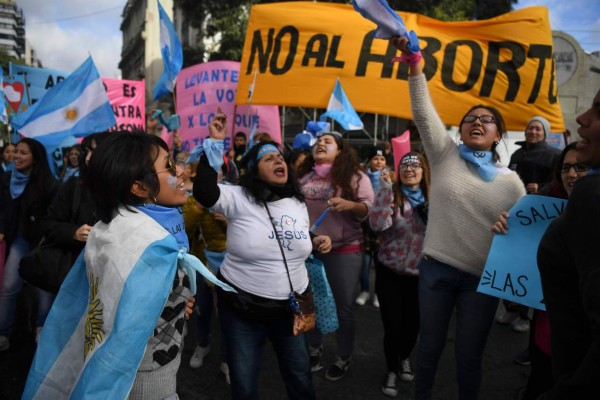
[84,272,104,359]
[65,107,78,121]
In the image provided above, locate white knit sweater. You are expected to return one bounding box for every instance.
[409,74,526,276]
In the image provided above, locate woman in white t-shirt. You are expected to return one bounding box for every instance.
[193,113,331,400]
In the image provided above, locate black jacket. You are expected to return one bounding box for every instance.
[509,141,561,186]
[41,176,97,257]
[537,174,600,399]
[0,170,58,248]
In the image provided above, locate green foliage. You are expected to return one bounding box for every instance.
[0,48,25,74]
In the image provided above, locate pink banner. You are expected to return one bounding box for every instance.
[102,78,145,132]
[391,130,411,174]
[176,61,281,152]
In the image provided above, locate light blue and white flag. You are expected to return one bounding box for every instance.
[0,69,8,124]
[23,208,234,400]
[153,0,183,101]
[352,0,420,53]
[319,79,364,131]
[11,57,116,139]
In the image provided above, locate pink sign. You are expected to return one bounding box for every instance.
[176,61,280,152]
[102,78,145,132]
[391,130,411,174]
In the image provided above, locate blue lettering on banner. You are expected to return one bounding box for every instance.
[478,195,567,311]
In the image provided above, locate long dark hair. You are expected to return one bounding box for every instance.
[239,141,305,203]
[459,104,507,162]
[393,151,431,211]
[17,138,55,196]
[297,133,364,200]
[85,131,169,223]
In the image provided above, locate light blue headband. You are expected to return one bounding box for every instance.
[247,144,280,170]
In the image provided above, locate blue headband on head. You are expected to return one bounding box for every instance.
[247,144,280,170]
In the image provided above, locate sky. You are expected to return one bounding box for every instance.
[17,0,600,79]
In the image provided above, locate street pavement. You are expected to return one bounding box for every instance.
[1,283,529,400]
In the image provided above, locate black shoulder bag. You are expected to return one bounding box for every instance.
[19,182,82,293]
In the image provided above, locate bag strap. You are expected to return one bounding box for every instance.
[263,200,295,294]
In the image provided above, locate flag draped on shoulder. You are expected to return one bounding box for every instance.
[10,57,116,139]
[319,79,364,131]
[22,208,235,400]
[153,0,183,101]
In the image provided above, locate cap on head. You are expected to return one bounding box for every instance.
[367,146,385,162]
[527,116,551,138]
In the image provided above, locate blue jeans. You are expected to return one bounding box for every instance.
[0,235,55,336]
[415,256,498,400]
[218,301,315,400]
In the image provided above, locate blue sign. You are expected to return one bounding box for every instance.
[478,195,567,310]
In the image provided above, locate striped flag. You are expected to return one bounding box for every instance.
[153,0,183,101]
[22,208,234,399]
[319,79,364,131]
[10,57,116,139]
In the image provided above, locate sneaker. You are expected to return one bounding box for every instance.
[495,311,519,325]
[355,291,370,306]
[512,317,530,333]
[373,295,380,308]
[220,362,231,385]
[381,371,398,397]
[399,358,414,382]
[514,349,531,366]
[325,356,351,381]
[309,346,323,372]
[0,335,9,352]
[189,345,210,369]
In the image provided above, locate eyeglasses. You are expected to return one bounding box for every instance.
[399,163,422,171]
[149,156,177,177]
[463,115,496,124]
[560,163,590,173]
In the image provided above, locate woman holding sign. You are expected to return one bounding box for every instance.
[535,89,600,399]
[391,37,526,400]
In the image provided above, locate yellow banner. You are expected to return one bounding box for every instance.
[237,2,564,132]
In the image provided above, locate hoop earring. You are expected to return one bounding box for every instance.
[144,196,158,208]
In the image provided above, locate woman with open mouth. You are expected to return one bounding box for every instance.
[391,36,526,400]
[296,131,374,382]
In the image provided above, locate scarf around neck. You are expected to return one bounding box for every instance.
[10,169,30,199]
[401,185,425,209]
[135,204,189,251]
[314,163,333,178]
[366,168,381,192]
[458,144,497,182]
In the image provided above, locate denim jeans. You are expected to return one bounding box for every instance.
[218,301,315,400]
[415,256,498,400]
[0,235,55,336]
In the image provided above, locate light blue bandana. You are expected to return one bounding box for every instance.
[458,144,497,182]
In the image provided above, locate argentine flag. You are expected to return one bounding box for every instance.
[10,57,116,140]
[153,0,183,101]
[320,79,364,131]
[352,0,420,53]
[23,208,234,399]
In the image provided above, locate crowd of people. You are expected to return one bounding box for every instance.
[0,38,598,400]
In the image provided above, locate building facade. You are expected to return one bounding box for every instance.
[0,0,24,59]
[120,0,174,109]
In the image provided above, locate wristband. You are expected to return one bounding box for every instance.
[391,50,423,66]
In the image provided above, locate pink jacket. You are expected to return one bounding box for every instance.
[300,170,374,252]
